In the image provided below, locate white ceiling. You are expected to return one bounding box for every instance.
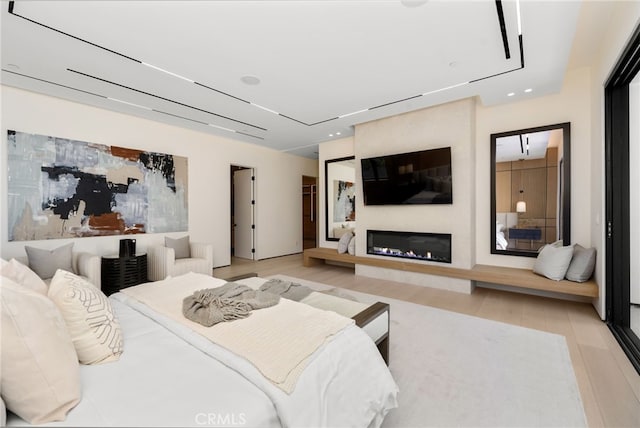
[1,0,583,158]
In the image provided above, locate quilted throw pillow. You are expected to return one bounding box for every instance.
[48,269,123,364]
[0,258,48,295]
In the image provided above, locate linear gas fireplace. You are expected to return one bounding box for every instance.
[367,230,451,264]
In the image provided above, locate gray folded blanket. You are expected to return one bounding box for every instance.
[183,282,280,327]
[258,278,312,302]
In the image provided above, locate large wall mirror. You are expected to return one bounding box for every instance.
[325,156,356,241]
[490,122,571,257]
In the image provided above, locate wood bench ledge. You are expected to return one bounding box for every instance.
[303,247,599,298]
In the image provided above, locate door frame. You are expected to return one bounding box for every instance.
[230,165,256,261]
[604,22,640,374]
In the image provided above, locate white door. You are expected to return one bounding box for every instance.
[233,168,255,260]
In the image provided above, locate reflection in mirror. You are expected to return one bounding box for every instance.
[491,123,571,257]
[325,156,356,241]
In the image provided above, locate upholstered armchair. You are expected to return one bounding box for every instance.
[147,241,213,281]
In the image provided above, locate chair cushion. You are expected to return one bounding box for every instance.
[0,277,81,424]
[565,244,596,282]
[0,258,48,295]
[533,243,574,281]
[48,270,123,365]
[25,243,74,279]
[166,235,191,259]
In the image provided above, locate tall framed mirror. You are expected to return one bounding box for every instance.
[490,122,571,257]
[325,156,356,241]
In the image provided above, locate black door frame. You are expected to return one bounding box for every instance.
[605,22,640,375]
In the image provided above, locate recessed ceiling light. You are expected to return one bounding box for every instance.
[241,75,261,85]
[401,0,429,8]
[329,134,334,137]
[6,63,20,70]
[336,132,341,135]
[507,92,515,97]
[524,88,532,93]
[448,61,458,68]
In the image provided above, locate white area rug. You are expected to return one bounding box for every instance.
[270,275,587,428]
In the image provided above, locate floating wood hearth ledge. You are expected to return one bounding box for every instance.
[303,247,598,298]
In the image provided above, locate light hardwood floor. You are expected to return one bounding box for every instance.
[214,254,640,428]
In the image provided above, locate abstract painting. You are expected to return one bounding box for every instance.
[333,180,355,222]
[7,130,188,241]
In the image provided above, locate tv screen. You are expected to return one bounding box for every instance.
[361,147,452,205]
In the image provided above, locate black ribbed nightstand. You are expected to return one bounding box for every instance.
[101,253,148,296]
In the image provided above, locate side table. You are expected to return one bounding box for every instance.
[101,253,148,296]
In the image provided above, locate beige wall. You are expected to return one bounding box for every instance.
[0,86,318,266]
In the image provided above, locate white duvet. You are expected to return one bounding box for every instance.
[7,274,398,427]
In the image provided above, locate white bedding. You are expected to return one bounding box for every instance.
[8,274,398,427]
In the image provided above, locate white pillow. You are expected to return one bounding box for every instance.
[166,235,191,259]
[565,244,596,282]
[1,277,81,424]
[533,243,575,281]
[0,258,48,295]
[25,242,74,279]
[48,269,123,364]
[347,235,356,255]
[337,231,354,254]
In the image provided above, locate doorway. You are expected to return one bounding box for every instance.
[605,23,640,374]
[231,165,255,260]
[302,176,317,249]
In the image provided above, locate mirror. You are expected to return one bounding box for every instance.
[490,123,571,257]
[325,156,356,241]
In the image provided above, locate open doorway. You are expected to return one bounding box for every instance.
[230,165,255,260]
[302,176,317,249]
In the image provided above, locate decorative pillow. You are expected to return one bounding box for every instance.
[565,244,596,282]
[48,269,123,364]
[533,243,575,281]
[347,235,356,255]
[166,235,191,259]
[25,242,74,279]
[1,258,48,295]
[337,231,353,254]
[1,277,81,424]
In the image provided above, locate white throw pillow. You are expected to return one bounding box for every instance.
[533,243,575,281]
[0,258,48,295]
[1,277,81,424]
[347,235,356,255]
[48,269,123,364]
[166,235,191,259]
[337,231,354,254]
[25,242,74,279]
[565,244,596,282]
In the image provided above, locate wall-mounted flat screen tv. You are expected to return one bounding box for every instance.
[361,147,452,205]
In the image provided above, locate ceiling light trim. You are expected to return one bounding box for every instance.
[8,0,526,131]
[2,68,265,141]
[66,68,267,131]
[494,0,511,60]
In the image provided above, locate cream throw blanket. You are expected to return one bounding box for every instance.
[120,273,353,393]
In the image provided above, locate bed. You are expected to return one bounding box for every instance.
[5,272,398,427]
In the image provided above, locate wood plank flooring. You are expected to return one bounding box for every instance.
[213,254,640,428]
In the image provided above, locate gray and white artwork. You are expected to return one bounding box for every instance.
[6,130,188,241]
[333,180,356,222]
